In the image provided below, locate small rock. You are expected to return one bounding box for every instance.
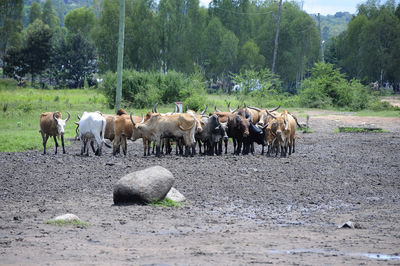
[338,220,361,229]
[165,187,186,203]
[52,213,80,222]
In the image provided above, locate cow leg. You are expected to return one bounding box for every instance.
[191,144,196,157]
[53,136,59,154]
[184,145,190,157]
[156,145,161,157]
[112,135,120,156]
[232,138,237,154]
[293,138,296,153]
[61,135,66,154]
[224,138,228,154]
[41,133,49,155]
[147,140,151,155]
[122,136,127,156]
[198,141,202,154]
[237,139,242,155]
[261,144,264,155]
[91,140,96,153]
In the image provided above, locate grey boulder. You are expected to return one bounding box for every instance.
[113,165,175,204]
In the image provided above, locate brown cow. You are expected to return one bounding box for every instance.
[130,112,197,157]
[39,111,70,154]
[113,112,148,156]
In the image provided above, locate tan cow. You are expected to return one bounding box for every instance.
[39,111,70,154]
[265,109,297,156]
[130,112,197,157]
[113,112,148,156]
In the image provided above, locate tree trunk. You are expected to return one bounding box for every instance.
[271,0,283,74]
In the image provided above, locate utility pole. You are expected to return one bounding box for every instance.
[115,0,125,113]
[271,0,283,74]
[318,13,324,63]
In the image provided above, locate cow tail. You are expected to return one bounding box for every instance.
[189,114,197,145]
[101,120,106,141]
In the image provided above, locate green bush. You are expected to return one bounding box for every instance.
[299,63,372,111]
[101,70,205,109]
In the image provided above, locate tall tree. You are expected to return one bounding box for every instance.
[24,19,52,84]
[93,0,119,72]
[65,7,96,36]
[42,0,59,29]
[0,0,23,70]
[29,2,41,24]
[238,39,265,71]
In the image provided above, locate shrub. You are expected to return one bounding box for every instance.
[101,70,205,109]
[299,63,371,110]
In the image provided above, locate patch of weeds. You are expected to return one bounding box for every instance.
[149,198,180,207]
[54,96,60,102]
[300,127,312,133]
[335,127,386,133]
[46,219,89,227]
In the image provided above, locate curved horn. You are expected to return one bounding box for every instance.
[153,103,158,113]
[228,102,232,112]
[141,114,145,123]
[130,112,135,126]
[214,106,222,112]
[65,112,71,122]
[268,105,280,112]
[243,102,247,108]
[266,109,276,119]
[200,105,208,115]
[53,112,58,121]
[231,106,239,113]
[77,114,81,120]
[248,106,261,112]
[185,105,188,112]
[262,123,269,129]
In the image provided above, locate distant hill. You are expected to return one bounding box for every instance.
[311,12,353,41]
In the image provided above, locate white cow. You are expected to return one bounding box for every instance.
[78,112,107,156]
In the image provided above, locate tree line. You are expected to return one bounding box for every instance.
[1,0,319,91]
[1,0,400,94]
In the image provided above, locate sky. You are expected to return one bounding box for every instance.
[198,0,364,15]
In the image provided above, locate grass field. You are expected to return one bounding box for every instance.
[1,78,399,152]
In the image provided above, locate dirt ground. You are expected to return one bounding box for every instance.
[1,110,400,265]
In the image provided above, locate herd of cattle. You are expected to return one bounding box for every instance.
[39,103,302,157]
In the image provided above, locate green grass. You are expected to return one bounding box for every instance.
[149,198,181,207]
[0,78,113,152]
[45,219,89,227]
[355,109,400,117]
[334,127,386,133]
[1,78,398,152]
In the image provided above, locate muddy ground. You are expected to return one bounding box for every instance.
[1,112,400,265]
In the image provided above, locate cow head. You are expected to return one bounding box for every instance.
[220,122,229,141]
[53,111,70,136]
[236,114,250,137]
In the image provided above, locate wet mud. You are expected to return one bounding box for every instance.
[1,115,400,264]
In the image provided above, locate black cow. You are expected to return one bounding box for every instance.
[227,113,250,155]
[243,122,267,155]
[196,115,226,155]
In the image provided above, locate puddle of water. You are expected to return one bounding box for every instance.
[266,248,400,261]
